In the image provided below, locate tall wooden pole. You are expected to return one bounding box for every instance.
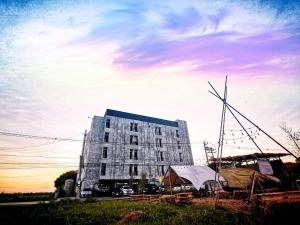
[78,130,87,187]
[209,91,297,159]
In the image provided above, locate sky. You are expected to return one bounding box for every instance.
[0,0,299,193]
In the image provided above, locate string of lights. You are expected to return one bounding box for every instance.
[224,126,256,132]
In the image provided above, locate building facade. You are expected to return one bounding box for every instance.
[78,109,194,189]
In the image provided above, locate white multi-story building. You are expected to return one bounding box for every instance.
[78,109,194,188]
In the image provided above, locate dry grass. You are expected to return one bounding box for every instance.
[192,197,253,213]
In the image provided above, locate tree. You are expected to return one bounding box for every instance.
[280,123,300,159]
[54,170,77,189]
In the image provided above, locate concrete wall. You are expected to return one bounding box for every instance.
[80,114,194,189]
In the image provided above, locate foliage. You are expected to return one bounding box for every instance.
[0,199,263,225]
[0,192,53,203]
[280,123,300,158]
[54,170,77,189]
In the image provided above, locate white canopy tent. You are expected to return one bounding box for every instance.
[163,165,224,190]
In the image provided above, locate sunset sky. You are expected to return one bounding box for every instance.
[0,0,299,193]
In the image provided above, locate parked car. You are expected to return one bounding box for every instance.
[92,184,111,197]
[111,187,123,197]
[121,186,134,195]
[143,184,161,194]
[202,180,224,196]
[80,188,92,198]
[181,184,196,191]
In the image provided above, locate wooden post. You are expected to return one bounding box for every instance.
[249,172,256,201]
[168,167,173,195]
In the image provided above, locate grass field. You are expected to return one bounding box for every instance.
[0,199,299,225]
[0,199,260,225]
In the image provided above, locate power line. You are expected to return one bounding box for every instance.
[0,154,78,159]
[0,174,60,178]
[0,187,54,189]
[0,162,78,165]
[0,132,83,151]
[0,131,82,142]
[0,166,78,169]
[0,130,201,146]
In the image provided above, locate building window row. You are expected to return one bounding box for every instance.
[104,133,139,145]
[104,132,179,146]
[102,163,140,177]
[105,120,180,139]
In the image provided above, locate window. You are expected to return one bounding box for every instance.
[130,149,133,159]
[104,132,109,143]
[129,164,133,176]
[177,141,181,149]
[155,138,162,147]
[156,151,164,161]
[156,152,160,161]
[160,151,164,161]
[155,127,162,135]
[176,130,179,138]
[130,135,138,145]
[134,149,138,160]
[130,122,138,132]
[157,165,164,176]
[106,119,110,128]
[134,164,138,176]
[129,164,138,176]
[103,147,108,158]
[179,153,183,162]
[101,163,106,176]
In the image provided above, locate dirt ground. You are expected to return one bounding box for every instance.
[116,211,143,225]
[191,197,253,213]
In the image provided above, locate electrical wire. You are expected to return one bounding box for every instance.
[0,131,82,142]
[0,154,78,159]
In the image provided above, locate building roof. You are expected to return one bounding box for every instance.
[105,109,179,127]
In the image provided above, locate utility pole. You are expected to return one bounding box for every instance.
[211,76,227,208]
[78,130,87,191]
[204,141,215,165]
